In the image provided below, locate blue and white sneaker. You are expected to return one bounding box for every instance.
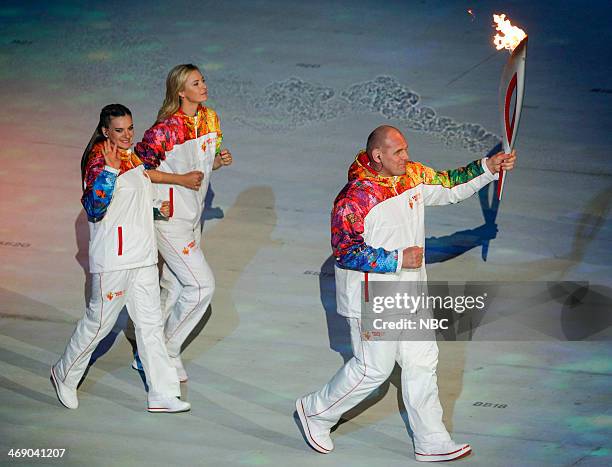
[131,352,144,372]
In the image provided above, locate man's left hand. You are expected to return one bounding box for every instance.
[486,149,516,174]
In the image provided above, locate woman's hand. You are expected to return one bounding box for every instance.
[103,140,122,170]
[160,201,170,217]
[213,149,233,170]
[180,171,204,190]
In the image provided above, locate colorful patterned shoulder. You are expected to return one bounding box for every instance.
[405,162,427,184]
[387,162,424,193]
[201,106,221,135]
[122,152,143,172]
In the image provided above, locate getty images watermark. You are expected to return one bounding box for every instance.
[360,281,612,341]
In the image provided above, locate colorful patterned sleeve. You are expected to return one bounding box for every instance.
[206,109,223,155]
[81,148,119,222]
[419,158,495,206]
[214,111,222,155]
[135,123,176,170]
[331,196,399,273]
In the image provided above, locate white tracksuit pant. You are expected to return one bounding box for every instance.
[54,265,180,399]
[301,317,451,451]
[155,222,215,358]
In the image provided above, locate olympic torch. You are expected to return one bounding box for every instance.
[493,14,527,200]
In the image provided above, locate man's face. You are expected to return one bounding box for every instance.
[374,130,410,176]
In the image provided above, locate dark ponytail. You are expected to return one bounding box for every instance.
[81,103,132,190]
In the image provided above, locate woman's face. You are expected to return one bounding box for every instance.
[179,70,208,105]
[103,115,134,150]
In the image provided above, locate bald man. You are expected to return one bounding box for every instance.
[296,126,516,462]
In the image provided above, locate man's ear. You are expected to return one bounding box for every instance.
[373,149,382,163]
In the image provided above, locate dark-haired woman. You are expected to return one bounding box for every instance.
[51,104,190,413]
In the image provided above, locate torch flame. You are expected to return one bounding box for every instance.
[493,14,527,52]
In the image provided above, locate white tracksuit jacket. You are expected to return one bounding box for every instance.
[333,151,498,317]
[136,105,222,230]
[88,162,157,273]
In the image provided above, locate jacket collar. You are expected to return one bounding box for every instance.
[175,104,205,120]
[348,150,401,188]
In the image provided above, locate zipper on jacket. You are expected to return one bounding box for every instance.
[194,114,199,172]
[117,226,123,256]
[169,187,174,217]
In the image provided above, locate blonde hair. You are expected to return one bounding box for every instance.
[156,64,201,123]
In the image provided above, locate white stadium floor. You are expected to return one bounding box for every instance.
[0,1,610,465]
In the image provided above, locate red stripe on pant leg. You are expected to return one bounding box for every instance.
[300,400,331,452]
[169,188,174,218]
[157,230,203,342]
[61,274,105,382]
[117,226,123,256]
[364,272,369,302]
[415,446,469,456]
[309,318,368,417]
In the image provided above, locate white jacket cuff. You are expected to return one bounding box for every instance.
[481,157,499,180]
[104,165,120,175]
[395,249,403,273]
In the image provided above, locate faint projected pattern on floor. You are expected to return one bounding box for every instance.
[220,75,499,154]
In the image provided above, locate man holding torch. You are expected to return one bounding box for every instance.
[296,125,516,462]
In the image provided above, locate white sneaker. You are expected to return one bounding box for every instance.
[147,396,191,413]
[171,356,188,383]
[415,441,471,462]
[295,397,333,454]
[50,366,78,409]
[131,357,143,372]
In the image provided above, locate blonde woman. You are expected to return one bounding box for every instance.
[135,64,233,382]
